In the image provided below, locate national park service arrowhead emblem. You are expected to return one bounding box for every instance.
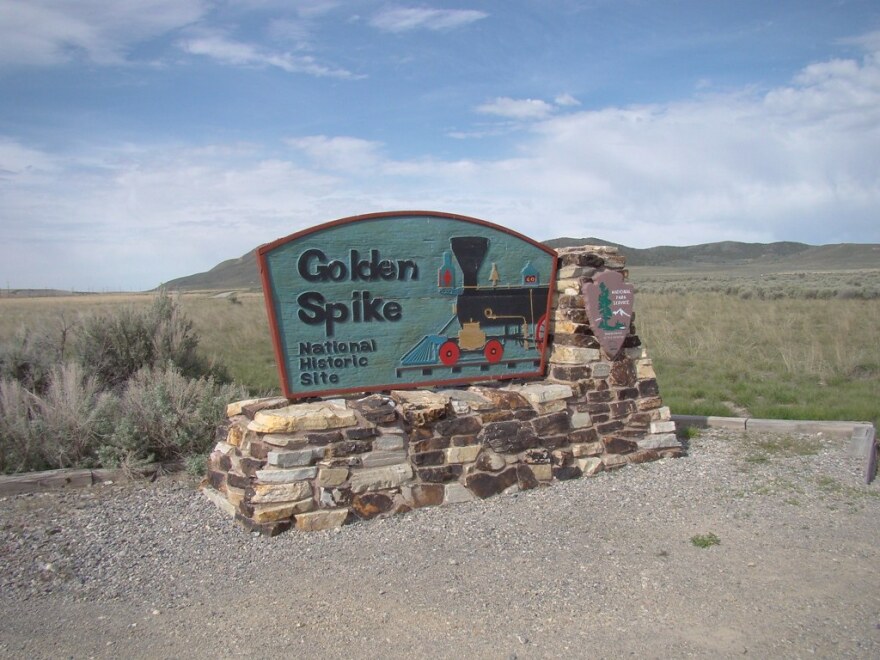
[582,269,634,360]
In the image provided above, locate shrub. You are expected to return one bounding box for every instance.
[98,365,244,467]
[0,364,114,473]
[0,330,58,395]
[75,290,228,391]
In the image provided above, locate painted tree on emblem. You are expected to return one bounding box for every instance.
[597,282,625,331]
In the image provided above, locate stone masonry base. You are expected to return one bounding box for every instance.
[201,244,680,534]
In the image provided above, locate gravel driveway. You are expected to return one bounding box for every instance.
[1,428,878,659]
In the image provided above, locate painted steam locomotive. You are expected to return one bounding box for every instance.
[399,236,550,370]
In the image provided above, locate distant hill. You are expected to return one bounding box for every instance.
[161,239,880,291]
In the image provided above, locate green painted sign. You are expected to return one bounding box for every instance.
[258,211,558,399]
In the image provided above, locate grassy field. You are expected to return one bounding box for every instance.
[2,281,878,427]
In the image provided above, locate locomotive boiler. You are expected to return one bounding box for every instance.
[399,235,550,370]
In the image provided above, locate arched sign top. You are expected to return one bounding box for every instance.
[258,211,558,399]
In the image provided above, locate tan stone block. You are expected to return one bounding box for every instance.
[637,397,663,411]
[650,420,676,434]
[657,406,671,421]
[534,399,567,414]
[391,390,451,426]
[253,498,315,523]
[201,485,236,517]
[550,345,601,365]
[248,402,357,434]
[226,398,262,418]
[226,486,246,508]
[255,467,318,483]
[226,423,245,447]
[444,445,481,464]
[636,359,656,380]
[531,464,553,481]
[444,483,476,504]
[317,467,349,487]
[515,382,574,404]
[295,509,349,532]
[571,412,592,428]
[571,442,603,458]
[577,457,603,476]
[261,433,309,448]
[349,463,413,493]
[251,480,313,504]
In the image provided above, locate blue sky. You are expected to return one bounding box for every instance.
[1,0,879,291]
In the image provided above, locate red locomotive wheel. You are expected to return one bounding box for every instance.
[484,339,503,363]
[535,314,548,348]
[439,340,461,366]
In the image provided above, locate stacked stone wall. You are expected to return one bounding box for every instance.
[202,245,681,535]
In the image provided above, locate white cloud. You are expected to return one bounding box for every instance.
[180,31,359,78]
[370,7,488,32]
[554,93,581,107]
[0,0,205,66]
[2,37,879,289]
[476,97,556,120]
[286,135,384,171]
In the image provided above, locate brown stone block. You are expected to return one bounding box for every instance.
[403,484,445,508]
[597,420,625,434]
[417,465,462,483]
[552,465,583,480]
[543,434,571,449]
[550,365,592,382]
[524,448,551,464]
[303,431,343,445]
[659,448,685,459]
[530,411,571,436]
[472,388,531,410]
[227,471,250,490]
[326,439,373,457]
[638,379,660,397]
[478,420,539,453]
[435,415,482,436]
[610,360,637,387]
[411,436,451,453]
[591,414,609,424]
[560,252,605,268]
[629,412,653,426]
[577,402,609,414]
[451,434,480,447]
[344,426,378,440]
[623,334,641,348]
[240,457,266,477]
[557,294,584,309]
[479,410,514,423]
[627,449,660,464]
[516,465,540,491]
[571,441,603,457]
[569,428,600,444]
[350,394,398,424]
[609,401,637,419]
[241,397,290,420]
[466,467,518,499]
[636,397,663,411]
[602,436,637,454]
[512,408,538,421]
[616,387,640,401]
[248,440,270,460]
[206,469,226,491]
[411,450,445,467]
[587,390,613,403]
[352,492,395,519]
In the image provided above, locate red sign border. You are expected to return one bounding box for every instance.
[258,210,559,400]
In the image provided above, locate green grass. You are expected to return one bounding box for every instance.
[3,286,879,426]
[690,532,721,548]
[637,293,880,426]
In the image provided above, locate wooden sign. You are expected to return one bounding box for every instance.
[259,211,558,399]
[582,269,634,360]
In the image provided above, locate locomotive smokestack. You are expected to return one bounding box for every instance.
[449,236,489,288]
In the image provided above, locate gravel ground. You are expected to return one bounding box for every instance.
[1,428,878,659]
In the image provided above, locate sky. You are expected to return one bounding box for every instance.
[1,0,879,291]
